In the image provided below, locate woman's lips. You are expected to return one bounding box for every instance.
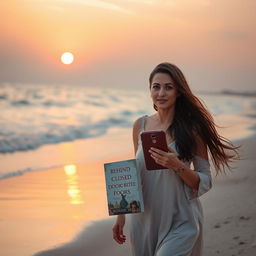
[157,99,168,103]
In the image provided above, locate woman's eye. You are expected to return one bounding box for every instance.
[166,85,173,90]
[152,85,160,89]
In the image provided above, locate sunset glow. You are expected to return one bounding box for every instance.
[0,0,255,91]
[61,52,74,65]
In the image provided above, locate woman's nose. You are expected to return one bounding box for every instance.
[158,87,166,96]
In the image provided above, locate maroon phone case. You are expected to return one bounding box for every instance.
[140,130,169,170]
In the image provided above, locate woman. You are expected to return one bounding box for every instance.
[112,62,239,256]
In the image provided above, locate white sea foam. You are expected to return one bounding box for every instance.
[0,83,148,153]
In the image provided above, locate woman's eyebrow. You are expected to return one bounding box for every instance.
[152,82,174,85]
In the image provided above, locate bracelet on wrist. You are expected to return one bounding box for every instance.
[175,166,185,175]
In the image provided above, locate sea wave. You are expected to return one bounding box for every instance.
[0,114,141,153]
[0,83,256,155]
[0,167,33,180]
[0,165,62,180]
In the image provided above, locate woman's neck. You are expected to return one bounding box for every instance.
[154,107,175,126]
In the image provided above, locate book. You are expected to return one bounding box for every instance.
[104,159,144,215]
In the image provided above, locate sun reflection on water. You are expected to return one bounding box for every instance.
[64,164,84,205]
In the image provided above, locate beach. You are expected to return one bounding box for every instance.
[1,84,256,256]
[0,133,255,256]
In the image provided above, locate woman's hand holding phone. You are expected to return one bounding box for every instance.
[149,146,182,171]
[140,130,168,170]
[141,130,183,171]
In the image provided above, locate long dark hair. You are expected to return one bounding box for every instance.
[149,62,240,174]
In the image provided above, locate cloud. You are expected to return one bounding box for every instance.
[113,0,155,4]
[55,0,134,14]
[26,0,209,16]
[24,0,135,14]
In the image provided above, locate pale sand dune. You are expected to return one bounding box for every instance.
[0,136,255,256]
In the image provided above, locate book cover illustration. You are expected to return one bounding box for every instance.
[104,159,144,215]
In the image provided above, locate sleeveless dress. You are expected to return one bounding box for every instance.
[129,115,212,256]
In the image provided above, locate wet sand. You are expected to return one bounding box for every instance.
[0,152,132,256]
[0,136,255,256]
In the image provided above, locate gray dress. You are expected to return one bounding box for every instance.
[129,116,212,256]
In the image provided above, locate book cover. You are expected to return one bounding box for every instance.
[104,159,144,215]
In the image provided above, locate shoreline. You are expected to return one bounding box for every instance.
[1,112,255,181]
[0,127,134,180]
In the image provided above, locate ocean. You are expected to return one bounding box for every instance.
[0,82,255,180]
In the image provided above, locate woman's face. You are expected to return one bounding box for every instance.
[150,72,180,110]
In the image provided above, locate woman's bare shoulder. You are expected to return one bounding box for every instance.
[133,116,144,136]
[132,116,145,153]
[133,116,143,129]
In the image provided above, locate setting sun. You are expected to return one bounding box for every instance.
[61,52,74,65]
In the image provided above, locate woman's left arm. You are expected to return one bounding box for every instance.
[149,135,211,194]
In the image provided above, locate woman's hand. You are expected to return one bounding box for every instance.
[149,146,183,170]
[112,215,126,244]
[149,146,201,190]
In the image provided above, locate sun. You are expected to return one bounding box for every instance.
[61,52,74,65]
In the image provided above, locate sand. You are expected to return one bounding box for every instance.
[0,136,255,256]
[202,136,256,256]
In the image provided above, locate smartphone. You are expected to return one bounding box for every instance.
[140,130,169,170]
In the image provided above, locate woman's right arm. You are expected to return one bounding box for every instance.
[112,215,126,244]
[112,117,142,244]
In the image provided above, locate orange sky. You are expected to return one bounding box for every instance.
[0,0,255,91]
